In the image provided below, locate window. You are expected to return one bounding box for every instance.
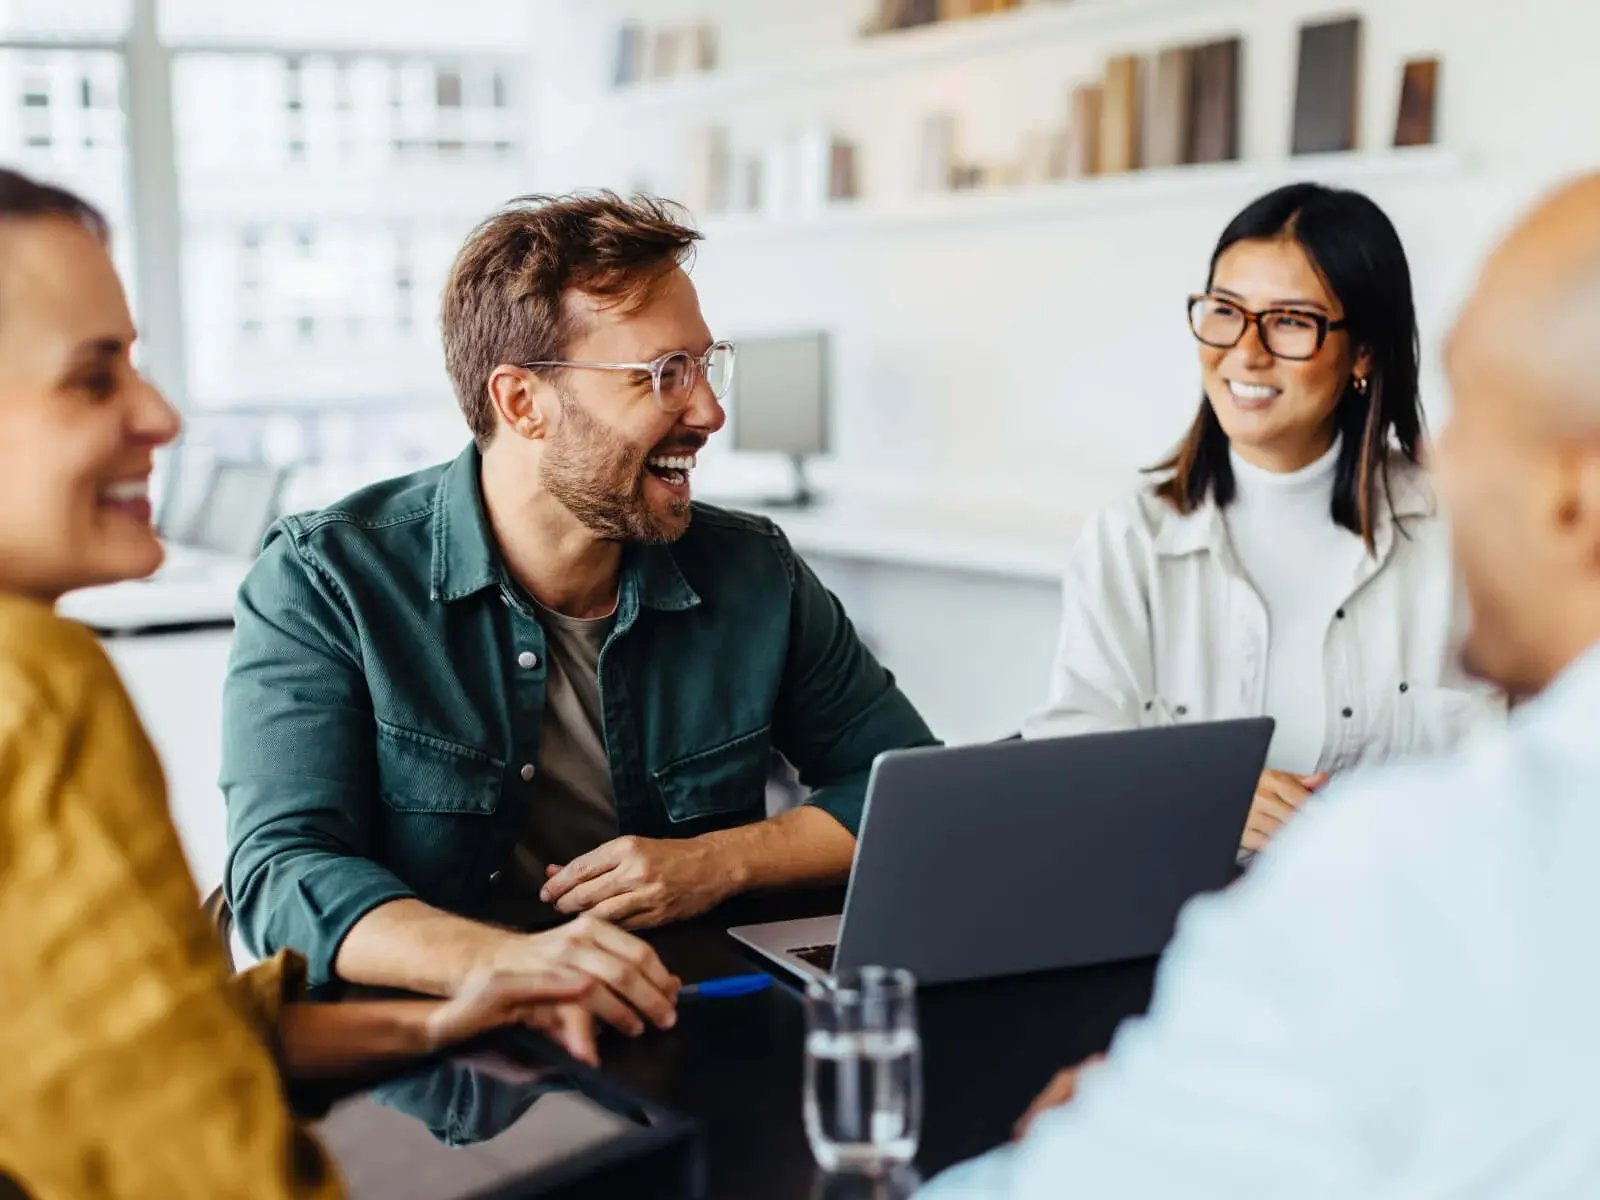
[0,0,536,469]
[0,47,134,296]
[173,45,528,415]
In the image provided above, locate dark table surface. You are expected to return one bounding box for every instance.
[309,889,1158,1199]
[602,889,1158,1199]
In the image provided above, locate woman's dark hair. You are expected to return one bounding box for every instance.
[0,168,107,239]
[1150,182,1424,550]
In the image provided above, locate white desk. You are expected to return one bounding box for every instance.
[710,496,1083,584]
[698,496,1085,743]
[57,544,249,634]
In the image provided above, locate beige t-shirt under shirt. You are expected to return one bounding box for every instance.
[495,600,620,928]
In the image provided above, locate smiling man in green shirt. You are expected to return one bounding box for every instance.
[221,192,935,1036]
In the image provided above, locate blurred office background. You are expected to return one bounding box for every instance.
[15,0,1599,885]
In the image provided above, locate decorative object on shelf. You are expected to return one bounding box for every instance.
[746,127,861,214]
[681,125,731,218]
[1098,54,1143,175]
[735,156,764,212]
[915,112,958,192]
[1144,46,1193,169]
[1292,17,1362,155]
[1394,57,1439,147]
[1066,83,1103,178]
[1186,37,1240,164]
[611,22,719,88]
[1016,129,1060,185]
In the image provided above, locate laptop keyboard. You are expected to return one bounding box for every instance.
[792,943,837,972]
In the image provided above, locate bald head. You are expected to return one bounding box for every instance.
[1450,174,1600,434]
[1437,172,1600,696]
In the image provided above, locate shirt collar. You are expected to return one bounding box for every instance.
[1152,455,1436,560]
[431,444,499,603]
[429,443,701,613]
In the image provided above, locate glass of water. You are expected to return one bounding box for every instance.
[803,966,922,1174]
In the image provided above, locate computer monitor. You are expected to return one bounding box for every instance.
[728,330,830,507]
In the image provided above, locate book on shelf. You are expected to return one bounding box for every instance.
[649,28,682,79]
[1292,17,1362,155]
[1186,37,1240,164]
[687,24,718,72]
[1144,46,1192,169]
[1098,54,1142,174]
[829,140,860,201]
[1066,83,1103,178]
[1393,57,1439,147]
[612,23,644,87]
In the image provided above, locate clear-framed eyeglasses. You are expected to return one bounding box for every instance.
[520,341,736,414]
[1187,294,1348,361]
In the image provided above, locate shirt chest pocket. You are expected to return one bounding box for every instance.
[376,723,505,816]
[650,725,771,827]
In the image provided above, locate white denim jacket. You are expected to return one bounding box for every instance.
[1025,456,1503,771]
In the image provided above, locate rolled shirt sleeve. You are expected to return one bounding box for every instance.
[222,525,417,984]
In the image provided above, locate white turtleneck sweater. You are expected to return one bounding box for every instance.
[1223,438,1367,775]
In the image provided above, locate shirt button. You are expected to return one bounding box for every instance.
[1399,682,1409,694]
[1342,707,1354,719]
[1336,608,1347,620]
[520,763,536,782]
[1175,705,1188,717]
[488,869,503,884]
[518,651,538,669]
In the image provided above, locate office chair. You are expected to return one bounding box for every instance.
[201,884,239,974]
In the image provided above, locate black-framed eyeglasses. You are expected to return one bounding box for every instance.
[1187,294,1348,361]
[520,341,736,414]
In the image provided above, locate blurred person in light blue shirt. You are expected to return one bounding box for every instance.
[921,175,1600,1200]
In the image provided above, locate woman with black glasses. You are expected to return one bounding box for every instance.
[1027,183,1501,853]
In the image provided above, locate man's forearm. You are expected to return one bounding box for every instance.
[333,898,516,995]
[699,805,856,894]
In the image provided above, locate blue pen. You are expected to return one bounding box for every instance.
[679,972,773,999]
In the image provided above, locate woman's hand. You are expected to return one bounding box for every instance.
[1013,1054,1106,1140]
[278,969,597,1079]
[424,967,597,1065]
[1242,770,1329,852]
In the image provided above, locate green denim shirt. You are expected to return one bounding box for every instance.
[221,445,936,983]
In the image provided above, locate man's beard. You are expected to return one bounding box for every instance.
[541,390,692,545]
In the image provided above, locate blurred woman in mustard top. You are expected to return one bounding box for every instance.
[0,171,603,1198]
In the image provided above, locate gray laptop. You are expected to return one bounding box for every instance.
[730,719,1273,986]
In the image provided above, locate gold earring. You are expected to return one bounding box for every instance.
[1354,375,1370,395]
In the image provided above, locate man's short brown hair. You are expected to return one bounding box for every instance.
[441,191,701,448]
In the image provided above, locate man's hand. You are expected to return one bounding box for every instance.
[425,967,598,1065]
[1013,1054,1106,1140]
[1242,770,1329,852]
[540,834,737,930]
[489,913,682,1037]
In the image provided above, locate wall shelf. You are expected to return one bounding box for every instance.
[695,146,1465,239]
[604,0,1235,115]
